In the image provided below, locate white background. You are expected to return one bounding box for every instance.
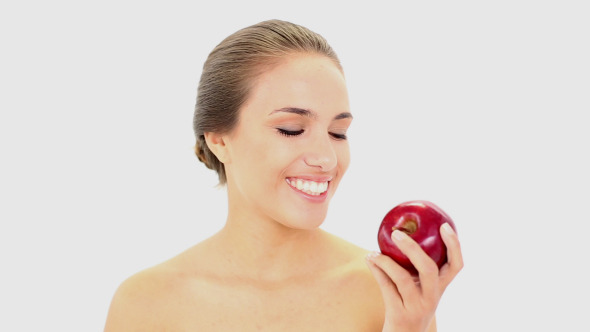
[1,1,588,331]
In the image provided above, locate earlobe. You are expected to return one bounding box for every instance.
[204,132,230,164]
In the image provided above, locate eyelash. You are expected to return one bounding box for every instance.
[330,133,347,140]
[277,128,305,137]
[277,129,347,140]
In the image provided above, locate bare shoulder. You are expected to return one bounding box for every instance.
[323,230,376,277]
[322,231,385,327]
[103,244,212,332]
[103,262,180,331]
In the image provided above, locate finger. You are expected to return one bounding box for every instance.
[391,230,440,299]
[366,251,420,308]
[439,222,464,288]
[365,254,403,311]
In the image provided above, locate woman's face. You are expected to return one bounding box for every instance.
[223,54,352,230]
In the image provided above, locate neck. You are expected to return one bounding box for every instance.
[212,205,329,283]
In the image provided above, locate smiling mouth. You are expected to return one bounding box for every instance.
[285,178,329,196]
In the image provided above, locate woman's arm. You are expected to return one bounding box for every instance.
[366,223,463,332]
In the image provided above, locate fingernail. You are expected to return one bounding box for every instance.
[441,222,455,235]
[366,251,380,260]
[391,230,407,241]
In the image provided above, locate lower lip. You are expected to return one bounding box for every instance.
[287,182,329,203]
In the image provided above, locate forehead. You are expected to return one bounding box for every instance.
[242,54,350,118]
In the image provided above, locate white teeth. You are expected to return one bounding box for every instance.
[296,179,303,190]
[310,182,318,192]
[303,181,310,191]
[287,178,329,196]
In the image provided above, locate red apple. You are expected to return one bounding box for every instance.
[378,200,456,276]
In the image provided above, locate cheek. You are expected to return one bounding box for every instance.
[236,134,290,181]
[337,143,351,172]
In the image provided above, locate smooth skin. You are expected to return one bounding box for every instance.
[103,53,463,331]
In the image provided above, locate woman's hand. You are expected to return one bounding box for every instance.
[366,223,463,332]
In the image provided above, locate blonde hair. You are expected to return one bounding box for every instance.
[193,19,342,184]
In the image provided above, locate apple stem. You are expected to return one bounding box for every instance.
[392,220,418,235]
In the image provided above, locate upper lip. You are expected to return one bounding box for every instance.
[286,175,334,182]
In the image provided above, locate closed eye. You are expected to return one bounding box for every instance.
[277,128,304,137]
[330,132,347,140]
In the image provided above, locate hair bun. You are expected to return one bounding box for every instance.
[195,136,213,169]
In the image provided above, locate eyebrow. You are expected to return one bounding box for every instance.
[269,107,353,120]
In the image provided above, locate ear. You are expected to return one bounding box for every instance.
[204,132,230,164]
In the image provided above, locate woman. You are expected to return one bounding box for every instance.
[104,19,463,331]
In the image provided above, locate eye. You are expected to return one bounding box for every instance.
[329,132,347,140]
[277,128,304,137]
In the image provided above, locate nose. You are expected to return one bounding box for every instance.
[303,134,337,171]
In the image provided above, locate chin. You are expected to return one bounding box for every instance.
[272,184,334,230]
[282,210,329,230]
